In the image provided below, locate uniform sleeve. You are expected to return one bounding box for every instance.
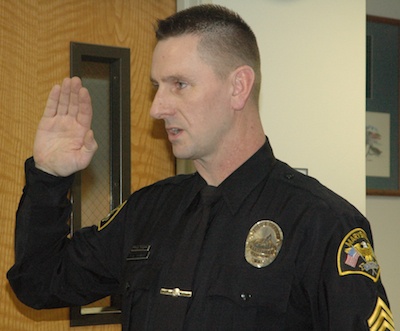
[7,158,123,309]
[304,208,395,330]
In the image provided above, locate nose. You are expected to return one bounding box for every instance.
[150,88,174,120]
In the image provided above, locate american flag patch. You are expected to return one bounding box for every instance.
[345,246,360,268]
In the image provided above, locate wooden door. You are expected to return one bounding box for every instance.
[0,1,176,330]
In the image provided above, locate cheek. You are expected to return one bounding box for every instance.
[205,92,232,121]
[198,106,231,138]
[185,87,231,127]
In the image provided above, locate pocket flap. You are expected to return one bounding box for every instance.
[208,264,293,312]
[124,261,161,291]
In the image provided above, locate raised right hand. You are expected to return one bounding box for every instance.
[33,77,98,177]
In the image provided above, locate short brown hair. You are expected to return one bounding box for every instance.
[155,5,261,102]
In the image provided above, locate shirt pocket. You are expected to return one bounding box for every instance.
[205,263,293,330]
[124,260,160,301]
[122,261,161,329]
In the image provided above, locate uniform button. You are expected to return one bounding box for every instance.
[285,173,294,180]
[125,282,130,291]
[240,293,252,301]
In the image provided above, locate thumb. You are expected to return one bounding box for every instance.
[83,130,98,154]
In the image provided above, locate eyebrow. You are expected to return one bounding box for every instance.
[150,75,188,85]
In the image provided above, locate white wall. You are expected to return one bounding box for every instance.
[366,0,400,325]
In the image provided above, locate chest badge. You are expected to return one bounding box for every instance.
[245,220,283,268]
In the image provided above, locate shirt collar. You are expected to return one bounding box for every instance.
[218,137,276,214]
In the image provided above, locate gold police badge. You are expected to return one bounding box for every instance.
[337,228,380,282]
[245,220,283,268]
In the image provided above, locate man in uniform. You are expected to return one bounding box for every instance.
[7,4,395,331]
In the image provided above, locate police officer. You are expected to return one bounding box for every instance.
[7,4,395,331]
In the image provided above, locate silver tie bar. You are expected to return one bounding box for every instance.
[160,287,192,298]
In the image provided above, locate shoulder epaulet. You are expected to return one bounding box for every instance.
[273,160,360,216]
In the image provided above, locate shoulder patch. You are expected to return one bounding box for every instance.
[98,200,127,231]
[368,297,395,331]
[337,228,380,282]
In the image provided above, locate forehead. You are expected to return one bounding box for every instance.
[151,35,212,79]
[153,34,200,59]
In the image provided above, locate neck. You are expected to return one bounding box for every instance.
[194,124,266,186]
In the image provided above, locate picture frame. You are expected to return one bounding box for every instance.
[366,16,400,196]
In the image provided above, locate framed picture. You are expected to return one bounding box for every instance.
[366,16,400,196]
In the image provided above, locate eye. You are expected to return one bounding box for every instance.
[175,81,188,90]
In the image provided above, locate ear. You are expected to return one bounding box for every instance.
[231,65,255,110]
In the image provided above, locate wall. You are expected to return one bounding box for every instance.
[366,0,400,325]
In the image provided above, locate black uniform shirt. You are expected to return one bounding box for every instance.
[7,138,395,330]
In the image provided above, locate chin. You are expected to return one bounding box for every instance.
[172,148,192,161]
[172,142,198,161]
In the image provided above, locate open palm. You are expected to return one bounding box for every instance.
[33,77,98,177]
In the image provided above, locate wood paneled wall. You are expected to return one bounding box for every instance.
[0,1,176,330]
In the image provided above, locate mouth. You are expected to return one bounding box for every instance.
[166,127,183,138]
